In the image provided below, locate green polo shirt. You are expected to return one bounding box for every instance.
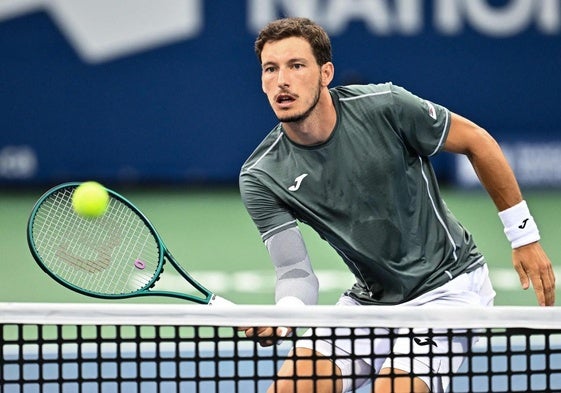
[240,83,484,304]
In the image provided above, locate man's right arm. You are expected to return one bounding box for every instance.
[265,226,319,306]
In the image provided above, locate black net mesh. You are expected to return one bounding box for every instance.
[2,304,560,393]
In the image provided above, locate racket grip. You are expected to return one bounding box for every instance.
[208,294,235,306]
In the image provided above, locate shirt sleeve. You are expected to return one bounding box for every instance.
[389,84,451,157]
[239,172,297,241]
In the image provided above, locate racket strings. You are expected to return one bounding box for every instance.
[31,187,161,295]
[113,205,159,291]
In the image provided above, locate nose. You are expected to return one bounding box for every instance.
[277,68,289,87]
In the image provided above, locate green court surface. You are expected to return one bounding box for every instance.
[1,186,559,306]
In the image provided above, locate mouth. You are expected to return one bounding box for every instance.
[275,93,296,108]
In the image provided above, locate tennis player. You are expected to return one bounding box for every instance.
[239,17,555,393]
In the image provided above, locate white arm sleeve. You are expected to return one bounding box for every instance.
[264,227,319,305]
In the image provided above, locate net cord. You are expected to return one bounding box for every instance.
[0,303,559,329]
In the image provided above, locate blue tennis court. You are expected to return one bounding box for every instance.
[4,337,561,393]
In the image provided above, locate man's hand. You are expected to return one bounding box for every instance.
[237,326,293,347]
[512,242,556,306]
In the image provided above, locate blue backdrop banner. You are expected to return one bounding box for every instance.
[1,0,559,186]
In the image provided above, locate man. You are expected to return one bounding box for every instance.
[238,17,555,393]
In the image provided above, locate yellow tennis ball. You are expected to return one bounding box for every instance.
[72,181,109,218]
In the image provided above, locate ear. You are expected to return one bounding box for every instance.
[320,62,335,87]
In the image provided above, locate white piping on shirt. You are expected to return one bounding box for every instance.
[245,132,284,172]
[419,156,458,262]
[339,89,392,102]
[261,220,297,240]
[339,89,450,158]
[429,108,450,157]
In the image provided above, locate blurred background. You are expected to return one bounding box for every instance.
[1,0,560,305]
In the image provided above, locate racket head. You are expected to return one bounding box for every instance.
[27,182,164,299]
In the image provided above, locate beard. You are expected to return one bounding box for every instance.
[276,79,322,124]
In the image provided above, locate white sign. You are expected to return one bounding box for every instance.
[0,0,202,63]
[248,0,561,36]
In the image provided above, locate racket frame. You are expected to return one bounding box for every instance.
[27,182,215,304]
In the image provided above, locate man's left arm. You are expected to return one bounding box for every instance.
[444,112,555,306]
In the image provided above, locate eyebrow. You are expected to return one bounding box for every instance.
[261,57,309,68]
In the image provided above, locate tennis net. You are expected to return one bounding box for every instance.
[1,303,560,392]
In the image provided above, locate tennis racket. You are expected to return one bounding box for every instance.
[27,182,231,305]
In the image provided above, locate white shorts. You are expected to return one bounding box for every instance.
[296,264,496,392]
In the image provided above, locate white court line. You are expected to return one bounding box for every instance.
[166,268,561,294]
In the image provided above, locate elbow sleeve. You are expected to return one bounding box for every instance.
[265,227,319,305]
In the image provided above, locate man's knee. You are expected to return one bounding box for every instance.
[374,368,430,393]
[268,377,342,393]
[267,348,343,393]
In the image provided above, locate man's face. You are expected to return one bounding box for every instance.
[260,37,323,123]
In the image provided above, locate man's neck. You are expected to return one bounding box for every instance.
[282,89,336,146]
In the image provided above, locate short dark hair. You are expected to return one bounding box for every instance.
[254,17,332,66]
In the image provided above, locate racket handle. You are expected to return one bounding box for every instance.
[208,294,234,306]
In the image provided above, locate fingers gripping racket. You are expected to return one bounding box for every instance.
[27,182,231,305]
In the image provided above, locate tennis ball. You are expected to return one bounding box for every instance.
[72,181,109,218]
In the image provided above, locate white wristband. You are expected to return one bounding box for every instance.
[498,200,540,249]
[275,297,304,343]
